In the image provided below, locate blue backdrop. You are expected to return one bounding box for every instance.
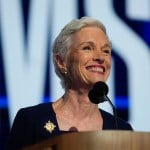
[0,0,150,149]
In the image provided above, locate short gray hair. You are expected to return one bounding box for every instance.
[52,16,108,89]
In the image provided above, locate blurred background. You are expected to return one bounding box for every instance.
[0,0,150,149]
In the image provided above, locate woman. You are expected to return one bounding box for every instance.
[7,17,132,150]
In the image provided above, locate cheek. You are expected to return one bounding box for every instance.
[66,54,79,77]
[107,57,111,70]
[68,54,89,80]
[71,59,82,78]
[75,55,91,83]
[104,57,111,80]
[75,54,90,71]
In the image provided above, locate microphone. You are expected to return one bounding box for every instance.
[88,81,118,129]
[88,81,108,104]
[69,127,78,132]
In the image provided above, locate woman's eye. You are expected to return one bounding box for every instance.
[82,46,92,50]
[104,49,111,54]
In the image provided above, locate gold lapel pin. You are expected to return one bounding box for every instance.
[44,120,56,133]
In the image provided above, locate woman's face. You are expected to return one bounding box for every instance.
[66,26,111,88]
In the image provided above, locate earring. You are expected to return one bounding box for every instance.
[61,67,67,75]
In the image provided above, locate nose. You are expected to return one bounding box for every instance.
[92,51,105,64]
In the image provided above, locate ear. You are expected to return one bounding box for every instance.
[55,54,66,69]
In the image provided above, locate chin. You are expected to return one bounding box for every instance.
[89,80,104,86]
[93,79,105,83]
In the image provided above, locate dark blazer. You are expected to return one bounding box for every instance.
[7,102,133,150]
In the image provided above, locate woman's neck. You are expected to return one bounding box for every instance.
[54,88,99,119]
[53,88,103,131]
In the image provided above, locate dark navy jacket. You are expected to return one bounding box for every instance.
[7,102,133,150]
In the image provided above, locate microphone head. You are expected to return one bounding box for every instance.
[88,81,108,104]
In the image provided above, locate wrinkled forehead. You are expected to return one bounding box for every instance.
[69,27,110,49]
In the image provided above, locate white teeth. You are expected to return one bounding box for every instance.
[88,67,104,72]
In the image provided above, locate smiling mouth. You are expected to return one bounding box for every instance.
[86,66,105,73]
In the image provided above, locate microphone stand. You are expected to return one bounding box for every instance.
[103,95,118,129]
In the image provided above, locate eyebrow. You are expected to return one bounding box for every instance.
[101,43,112,50]
[74,41,112,51]
[78,41,112,49]
[77,41,94,47]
